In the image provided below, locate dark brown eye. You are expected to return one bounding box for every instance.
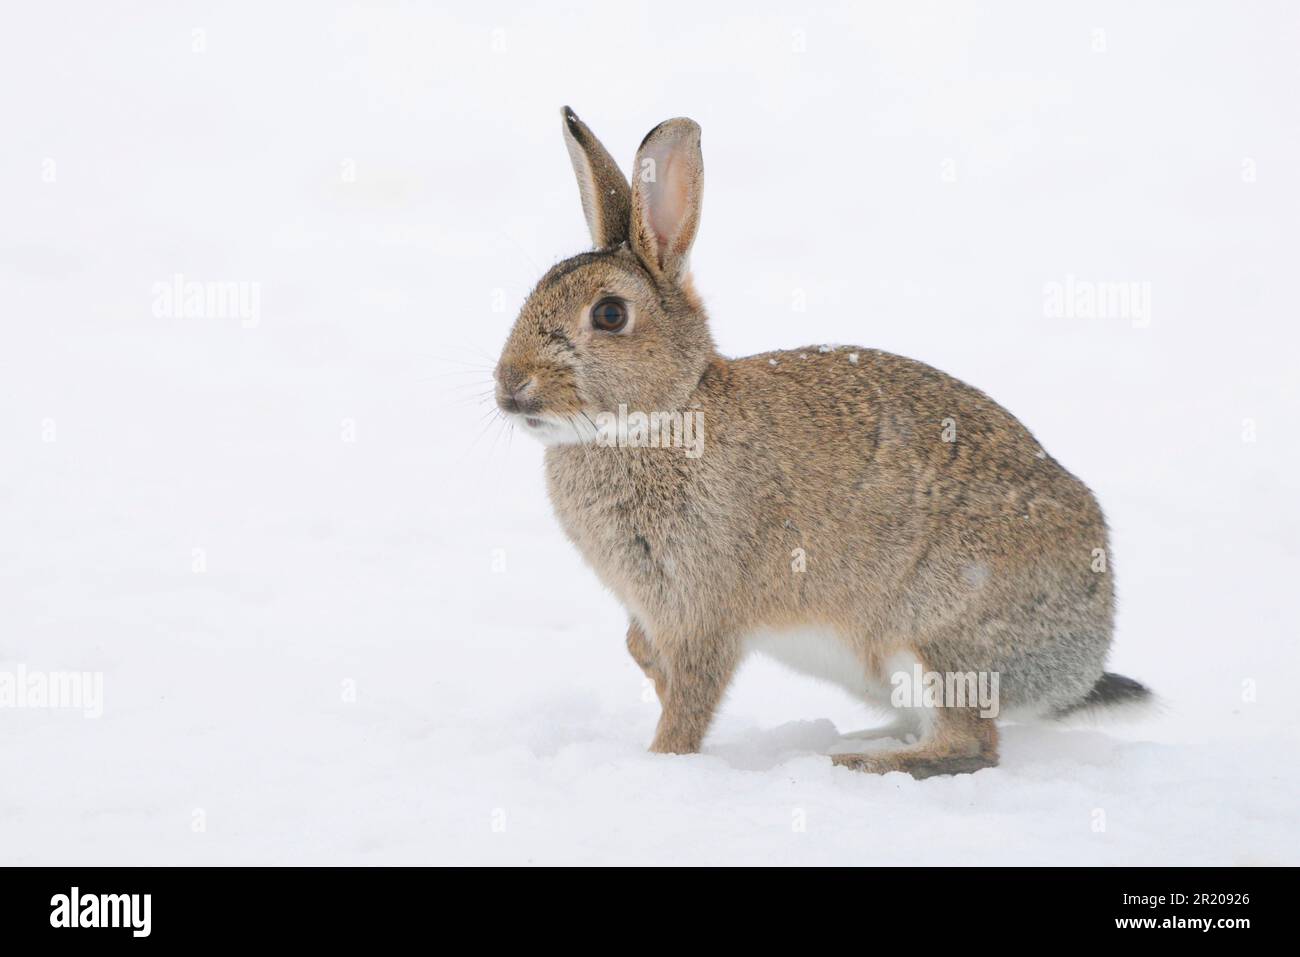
[590,297,628,332]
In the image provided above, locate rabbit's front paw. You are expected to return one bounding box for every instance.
[648,727,702,755]
[626,622,666,704]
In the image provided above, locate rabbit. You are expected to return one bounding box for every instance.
[493,107,1151,777]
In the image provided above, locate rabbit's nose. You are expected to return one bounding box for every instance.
[498,375,539,415]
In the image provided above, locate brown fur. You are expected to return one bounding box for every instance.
[494,109,1141,777]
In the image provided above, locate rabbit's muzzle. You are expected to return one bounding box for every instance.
[495,355,585,419]
[494,360,545,414]
[496,374,540,416]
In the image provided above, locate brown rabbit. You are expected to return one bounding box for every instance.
[494,107,1150,777]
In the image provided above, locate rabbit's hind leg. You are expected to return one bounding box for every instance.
[831,707,998,778]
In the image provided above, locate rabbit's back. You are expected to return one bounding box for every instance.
[723,345,1113,711]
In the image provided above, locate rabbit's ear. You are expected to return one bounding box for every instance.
[630,118,702,284]
[561,107,631,249]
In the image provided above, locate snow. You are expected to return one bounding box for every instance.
[2,2,1298,865]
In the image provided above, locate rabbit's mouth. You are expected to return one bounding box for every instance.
[517,412,563,436]
[507,409,592,448]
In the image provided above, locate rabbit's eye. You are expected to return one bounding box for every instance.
[590,297,629,333]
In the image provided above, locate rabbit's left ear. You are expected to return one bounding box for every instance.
[630,118,702,284]
[561,107,631,248]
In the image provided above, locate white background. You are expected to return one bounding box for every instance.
[2,1,1297,864]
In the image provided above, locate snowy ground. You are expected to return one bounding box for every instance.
[2,2,1298,865]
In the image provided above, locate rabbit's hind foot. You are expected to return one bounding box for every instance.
[831,708,998,779]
